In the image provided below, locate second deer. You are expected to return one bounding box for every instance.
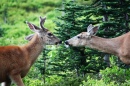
[65,24,130,64]
[0,16,61,86]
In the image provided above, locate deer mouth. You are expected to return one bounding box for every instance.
[64,41,70,48]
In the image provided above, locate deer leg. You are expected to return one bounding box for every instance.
[9,74,24,86]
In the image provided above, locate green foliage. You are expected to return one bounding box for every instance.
[1,0,130,86]
[0,26,4,37]
[100,66,130,84]
[23,77,44,86]
[43,75,63,86]
[79,57,130,86]
[81,77,116,86]
[54,1,107,78]
[97,57,130,85]
[0,0,62,45]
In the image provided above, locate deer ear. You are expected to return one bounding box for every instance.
[91,26,99,35]
[87,24,93,30]
[25,34,34,41]
[87,24,93,32]
[26,21,41,32]
[87,24,99,35]
[87,24,94,36]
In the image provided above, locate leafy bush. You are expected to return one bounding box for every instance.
[79,56,130,86]
[23,77,44,86]
[100,65,130,84]
[80,76,116,86]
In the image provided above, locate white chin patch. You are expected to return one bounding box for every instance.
[87,32,90,36]
[64,44,69,48]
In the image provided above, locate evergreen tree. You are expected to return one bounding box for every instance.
[0,27,4,37]
[93,0,130,67]
[52,1,106,77]
[41,0,130,80]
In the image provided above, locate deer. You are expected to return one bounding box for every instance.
[65,24,130,64]
[0,16,61,86]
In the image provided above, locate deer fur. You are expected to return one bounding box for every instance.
[65,24,130,64]
[0,16,61,86]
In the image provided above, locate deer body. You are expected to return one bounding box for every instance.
[0,46,29,81]
[0,17,61,86]
[0,34,42,83]
[65,24,130,64]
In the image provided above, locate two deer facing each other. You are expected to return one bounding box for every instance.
[1,16,130,86]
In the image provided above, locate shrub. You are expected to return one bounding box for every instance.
[100,65,130,84]
[80,61,130,86]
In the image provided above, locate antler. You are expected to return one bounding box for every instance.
[39,16,46,30]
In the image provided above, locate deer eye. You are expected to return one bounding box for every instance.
[77,36,81,39]
[48,33,52,36]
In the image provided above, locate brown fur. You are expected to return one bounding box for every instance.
[0,17,61,86]
[0,34,40,86]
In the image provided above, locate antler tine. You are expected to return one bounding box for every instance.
[39,16,46,30]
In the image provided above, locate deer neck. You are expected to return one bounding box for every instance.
[25,34,44,64]
[88,36,121,55]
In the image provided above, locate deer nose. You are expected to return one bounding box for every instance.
[59,41,62,44]
[65,41,69,45]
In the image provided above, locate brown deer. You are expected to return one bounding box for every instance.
[0,16,61,86]
[65,24,130,64]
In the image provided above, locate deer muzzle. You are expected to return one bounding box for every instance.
[64,41,70,48]
[65,41,69,45]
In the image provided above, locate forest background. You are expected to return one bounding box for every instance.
[0,0,130,86]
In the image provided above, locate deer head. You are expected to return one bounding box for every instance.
[65,24,99,47]
[26,16,62,45]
